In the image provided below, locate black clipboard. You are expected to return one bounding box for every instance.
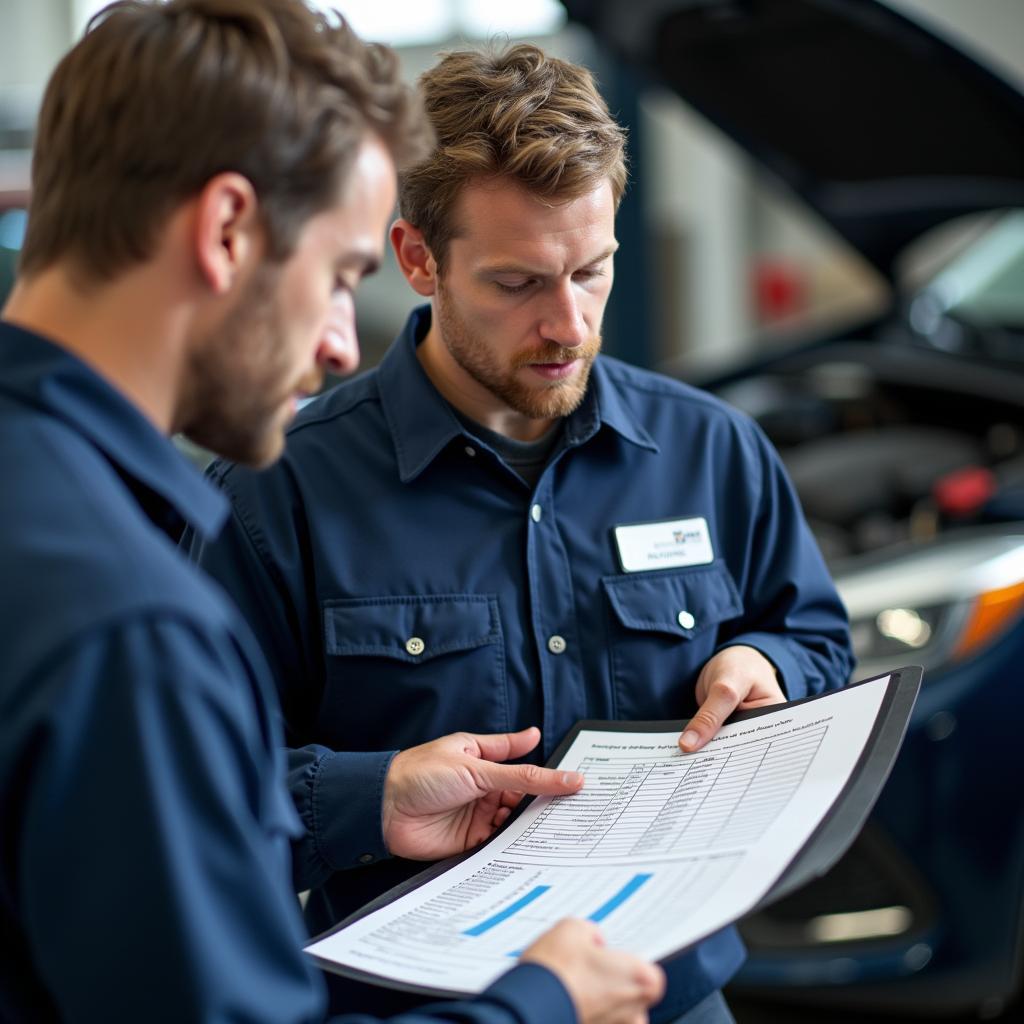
[305,666,921,996]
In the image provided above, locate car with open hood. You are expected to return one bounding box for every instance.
[562,0,1024,1016]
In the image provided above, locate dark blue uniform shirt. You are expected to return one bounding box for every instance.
[0,321,574,1024]
[190,306,853,1021]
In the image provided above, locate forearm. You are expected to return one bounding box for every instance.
[725,427,854,700]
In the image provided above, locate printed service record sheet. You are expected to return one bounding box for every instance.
[306,675,893,995]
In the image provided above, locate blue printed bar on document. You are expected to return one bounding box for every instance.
[588,873,653,923]
[499,872,655,958]
[463,885,552,937]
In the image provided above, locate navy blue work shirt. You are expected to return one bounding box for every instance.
[0,320,575,1024]
[190,305,854,1021]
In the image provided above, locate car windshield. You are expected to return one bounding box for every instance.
[919,211,1024,327]
[899,209,1024,360]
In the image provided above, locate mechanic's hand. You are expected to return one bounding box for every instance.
[679,645,786,752]
[382,727,582,860]
[520,920,665,1024]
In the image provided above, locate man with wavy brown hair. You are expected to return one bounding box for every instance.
[194,42,852,1024]
[0,7,664,1023]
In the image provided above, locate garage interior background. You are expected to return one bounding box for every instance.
[4,3,1024,1021]
[0,0,1019,380]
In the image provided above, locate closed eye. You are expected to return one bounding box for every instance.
[495,280,535,295]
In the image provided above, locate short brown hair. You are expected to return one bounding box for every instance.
[399,43,627,271]
[20,0,432,281]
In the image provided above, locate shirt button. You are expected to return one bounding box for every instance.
[531,503,542,522]
[677,610,696,630]
[358,853,375,864]
[464,445,476,457]
[405,636,425,656]
[547,634,567,655]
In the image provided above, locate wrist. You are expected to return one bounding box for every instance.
[380,749,404,845]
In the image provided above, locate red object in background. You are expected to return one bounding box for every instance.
[933,465,997,519]
[754,257,808,323]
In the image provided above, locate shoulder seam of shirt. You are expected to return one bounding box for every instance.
[602,358,760,430]
[18,603,244,700]
[599,358,768,491]
[204,463,301,601]
[285,376,383,439]
[227,491,297,602]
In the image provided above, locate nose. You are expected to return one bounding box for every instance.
[539,280,588,350]
[317,291,360,377]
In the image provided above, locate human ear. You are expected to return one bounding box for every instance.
[390,219,438,297]
[193,173,261,295]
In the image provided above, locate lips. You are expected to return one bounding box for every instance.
[527,360,581,381]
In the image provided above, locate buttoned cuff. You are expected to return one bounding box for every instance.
[312,749,397,869]
[718,633,805,700]
[480,963,577,1024]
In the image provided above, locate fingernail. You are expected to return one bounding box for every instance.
[680,731,700,750]
[562,772,583,787]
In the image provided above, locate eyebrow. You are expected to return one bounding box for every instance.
[479,244,619,278]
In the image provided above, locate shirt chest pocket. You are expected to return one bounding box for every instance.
[320,594,509,750]
[601,562,743,720]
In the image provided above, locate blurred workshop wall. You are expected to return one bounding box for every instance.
[1,0,1022,375]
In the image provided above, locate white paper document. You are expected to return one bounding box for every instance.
[306,676,890,994]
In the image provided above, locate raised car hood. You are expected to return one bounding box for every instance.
[562,0,1024,279]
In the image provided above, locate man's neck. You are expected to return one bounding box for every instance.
[3,263,190,434]
[415,318,557,443]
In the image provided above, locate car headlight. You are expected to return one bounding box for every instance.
[836,530,1024,679]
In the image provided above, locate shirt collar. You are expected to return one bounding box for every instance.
[378,306,658,481]
[0,320,228,540]
[377,306,467,483]
[582,356,660,453]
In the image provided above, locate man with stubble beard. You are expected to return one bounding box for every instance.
[0,4,664,1022]
[191,41,853,1024]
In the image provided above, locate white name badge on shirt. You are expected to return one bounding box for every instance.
[613,517,714,573]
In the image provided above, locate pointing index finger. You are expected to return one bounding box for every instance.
[477,761,584,797]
